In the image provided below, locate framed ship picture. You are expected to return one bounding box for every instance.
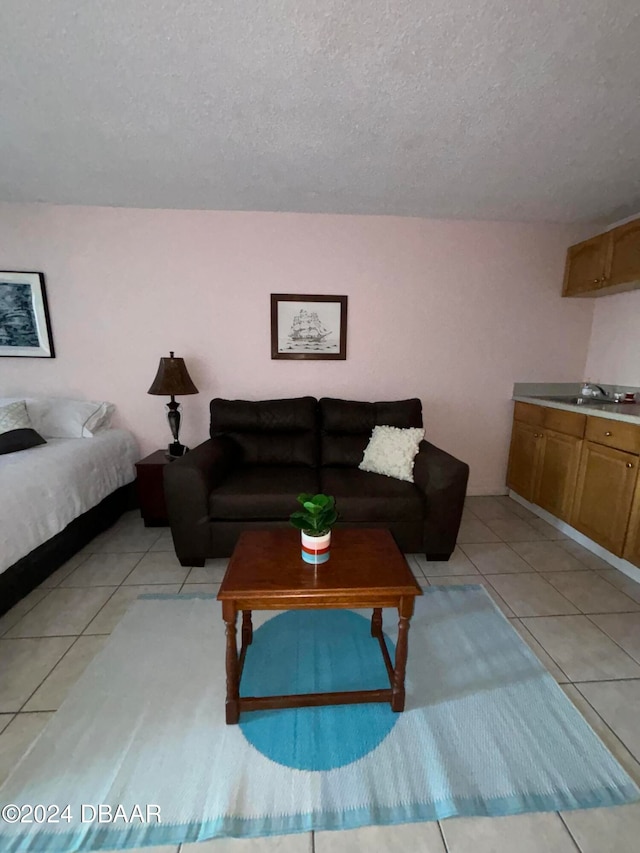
[271,294,348,360]
[0,271,55,358]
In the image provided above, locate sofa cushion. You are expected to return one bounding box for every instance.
[320,467,424,522]
[210,397,318,467]
[209,466,319,520]
[319,398,423,467]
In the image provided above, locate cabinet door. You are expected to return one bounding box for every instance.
[534,429,582,522]
[562,233,611,296]
[571,442,638,555]
[609,219,640,287]
[507,420,543,502]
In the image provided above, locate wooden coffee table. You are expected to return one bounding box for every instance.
[217,528,422,724]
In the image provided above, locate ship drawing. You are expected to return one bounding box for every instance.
[288,309,331,343]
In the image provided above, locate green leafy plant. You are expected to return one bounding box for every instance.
[289,493,338,537]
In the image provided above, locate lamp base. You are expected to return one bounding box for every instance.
[167,441,188,459]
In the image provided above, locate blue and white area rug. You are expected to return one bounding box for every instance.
[1,587,638,851]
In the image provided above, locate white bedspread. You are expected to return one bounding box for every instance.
[1,429,139,576]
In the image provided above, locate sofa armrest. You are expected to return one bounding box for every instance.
[164,437,240,566]
[413,440,469,560]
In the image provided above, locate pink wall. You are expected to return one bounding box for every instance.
[584,289,640,387]
[0,203,594,493]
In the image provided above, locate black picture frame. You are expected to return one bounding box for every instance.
[271,294,348,360]
[0,271,55,358]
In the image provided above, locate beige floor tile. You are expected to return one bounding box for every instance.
[59,552,143,587]
[186,559,229,584]
[315,822,446,852]
[577,680,640,761]
[522,615,640,682]
[0,714,14,734]
[456,518,501,544]
[149,530,175,552]
[0,588,51,637]
[4,587,116,638]
[23,636,109,711]
[460,543,532,574]
[542,571,640,614]
[561,801,640,853]
[485,574,579,617]
[590,613,640,664]
[83,584,182,634]
[88,525,163,553]
[440,812,577,853]
[0,712,54,785]
[123,552,191,585]
[558,539,613,572]
[510,541,587,573]
[561,684,640,784]
[511,619,570,682]
[526,518,569,540]
[181,584,221,594]
[0,637,75,711]
[494,496,539,521]
[182,833,313,852]
[597,570,640,605]
[464,496,520,521]
[484,518,546,542]
[413,548,478,577]
[425,576,515,617]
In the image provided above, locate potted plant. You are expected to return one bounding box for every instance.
[290,493,338,565]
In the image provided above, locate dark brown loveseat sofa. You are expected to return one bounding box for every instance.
[164,396,469,566]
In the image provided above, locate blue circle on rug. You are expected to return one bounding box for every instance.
[239,609,398,771]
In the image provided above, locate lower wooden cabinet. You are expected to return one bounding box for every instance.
[535,429,583,522]
[507,403,640,566]
[506,421,543,502]
[623,477,640,566]
[570,442,638,557]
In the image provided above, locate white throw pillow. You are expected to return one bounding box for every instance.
[359,425,425,483]
[26,398,115,438]
[0,400,32,433]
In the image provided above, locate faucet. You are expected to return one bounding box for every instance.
[581,382,610,400]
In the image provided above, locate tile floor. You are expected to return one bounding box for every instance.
[1,494,640,852]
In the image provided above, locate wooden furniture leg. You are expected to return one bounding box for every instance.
[242,610,253,646]
[223,601,240,724]
[371,607,383,638]
[391,597,414,712]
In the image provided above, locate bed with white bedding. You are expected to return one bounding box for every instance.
[1,429,139,577]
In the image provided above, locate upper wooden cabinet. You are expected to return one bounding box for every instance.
[563,216,640,297]
[562,233,612,296]
[609,219,640,287]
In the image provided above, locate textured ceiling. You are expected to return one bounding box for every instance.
[1,1,639,222]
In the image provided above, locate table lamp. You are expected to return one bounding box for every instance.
[147,351,199,457]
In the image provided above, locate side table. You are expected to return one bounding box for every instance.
[135,450,172,527]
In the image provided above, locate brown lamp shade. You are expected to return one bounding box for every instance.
[147,351,199,396]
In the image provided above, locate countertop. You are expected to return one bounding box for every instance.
[513,395,640,425]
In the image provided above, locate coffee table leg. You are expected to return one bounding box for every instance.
[242,610,253,646]
[223,602,240,724]
[391,598,414,712]
[371,607,383,638]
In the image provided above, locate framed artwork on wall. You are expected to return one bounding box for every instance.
[271,294,348,360]
[0,271,55,358]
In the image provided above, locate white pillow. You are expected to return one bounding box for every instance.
[26,398,115,438]
[0,400,33,433]
[359,425,424,483]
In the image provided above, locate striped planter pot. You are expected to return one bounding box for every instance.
[301,531,331,565]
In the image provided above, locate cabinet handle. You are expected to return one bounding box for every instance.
[605,431,612,436]
[593,278,600,283]
[627,462,634,469]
